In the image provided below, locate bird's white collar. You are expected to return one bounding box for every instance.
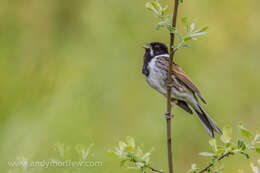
[154,54,170,58]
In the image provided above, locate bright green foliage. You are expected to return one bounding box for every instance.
[145,0,208,52]
[109,126,260,173]
[145,0,175,33]
[239,123,253,139]
[188,124,260,173]
[109,136,160,173]
[174,17,208,52]
[220,125,232,143]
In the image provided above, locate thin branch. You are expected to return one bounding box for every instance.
[148,166,164,173]
[166,1,180,173]
[198,152,231,173]
[132,158,164,173]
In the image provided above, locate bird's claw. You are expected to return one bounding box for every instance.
[165,112,174,119]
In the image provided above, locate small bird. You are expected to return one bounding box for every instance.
[142,42,222,138]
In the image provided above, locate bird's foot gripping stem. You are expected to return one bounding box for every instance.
[165,112,174,119]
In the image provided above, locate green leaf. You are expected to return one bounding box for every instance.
[221,125,232,143]
[246,144,255,150]
[181,17,189,31]
[162,5,169,15]
[237,139,246,151]
[199,152,216,157]
[195,26,209,33]
[240,151,250,159]
[189,32,208,37]
[175,33,183,42]
[239,123,253,139]
[181,17,188,25]
[224,142,231,148]
[184,36,192,41]
[209,139,218,152]
[178,0,184,3]
[145,2,155,11]
[181,44,190,48]
[256,148,260,154]
[174,43,190,51]
[156,21,168,31]
[156,23,164,30]
[142,151,151,165]
[151,1,161,12]
[126,136,135,148]
[145,1,161,15]
[136,161,145,168]
[216,148,225,156]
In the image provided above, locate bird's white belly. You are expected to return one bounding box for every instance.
[146,68,166,95]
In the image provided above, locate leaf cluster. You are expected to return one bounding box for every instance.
[109,136,159,173]
[188,124,260,173]
[175,17,208,52]
[145,0,208,52]
[145,0,174,33]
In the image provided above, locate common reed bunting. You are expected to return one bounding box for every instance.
[142,42,222,138]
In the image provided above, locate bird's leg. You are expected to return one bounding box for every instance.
[165,79,183,92]
[165,100,177,119]
[165,112,174,119]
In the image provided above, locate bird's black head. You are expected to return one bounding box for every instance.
[142,42,169,76]
[143,42,169,57]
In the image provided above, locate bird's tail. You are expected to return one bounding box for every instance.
[193,104,222,138]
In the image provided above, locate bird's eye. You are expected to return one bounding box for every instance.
[154,46,159,50]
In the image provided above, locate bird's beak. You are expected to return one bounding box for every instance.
[143,43,151,49]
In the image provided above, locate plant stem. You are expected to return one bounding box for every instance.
[148,166,164,173]
[198,152,231,173]
[166,0,179,173]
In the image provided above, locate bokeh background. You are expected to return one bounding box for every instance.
[1,0,259,172]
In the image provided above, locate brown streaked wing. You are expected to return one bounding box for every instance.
[172,63,207,104]
[155,57,183,91]
[155,55,206,103]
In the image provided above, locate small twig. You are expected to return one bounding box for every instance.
[132,158,164,173]
[166,0,180,173]
[148,166,164,173]
[198,152,231,173]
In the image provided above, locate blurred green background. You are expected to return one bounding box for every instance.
[0,0,259,172]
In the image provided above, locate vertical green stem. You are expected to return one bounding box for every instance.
[166,0,179,173]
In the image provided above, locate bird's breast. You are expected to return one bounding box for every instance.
[145,58,167,95]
